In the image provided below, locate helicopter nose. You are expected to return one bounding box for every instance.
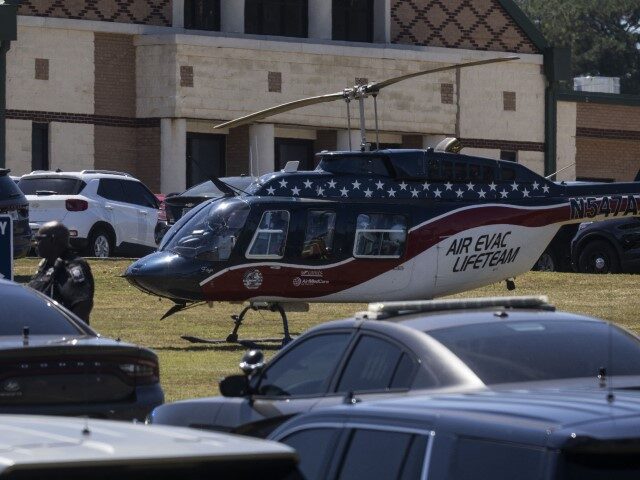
[124,251,205,301]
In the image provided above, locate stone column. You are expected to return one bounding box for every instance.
[249,123,275,175]
[308,0,332,40]
[221,0,245,34]
[336,130,361,151]
[172,0,185,28]
[161,118,187,193]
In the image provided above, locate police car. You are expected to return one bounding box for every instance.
[0,168,30,259]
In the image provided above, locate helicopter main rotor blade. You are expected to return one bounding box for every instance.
[214,91,346,129]
[367,56,519,93]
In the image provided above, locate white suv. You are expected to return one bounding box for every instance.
[19,170,160,257]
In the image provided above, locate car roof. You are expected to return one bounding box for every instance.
[0,415,296,473]
[20,170,140,182]
[274,388,640,448]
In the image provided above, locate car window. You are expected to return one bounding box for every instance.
[18,177,85,196]
[280,428,340,480]
[428,320,640,384]
[0,286,84,335]
[337,335,414,393]
[97,179,126,202]
[301,211,336,260]
[122,181,158,208]
[353,214,407,258]
[246,210,290,259]
[450,438,544,480]
[337,429,428,480]
[257,333,351,396]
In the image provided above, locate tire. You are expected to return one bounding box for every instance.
[577,240,620,274]
[86,228,113,258]
[533,250,556,272]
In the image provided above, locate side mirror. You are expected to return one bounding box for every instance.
[219,374,250,397]
[239,349,265,376]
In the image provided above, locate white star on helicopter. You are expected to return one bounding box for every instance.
[352,180,361,190]
[303,179,313,189]
[266,186,276,195]
[327,179,337,189]
[291,186,300,196]
[279,179,288,188]
[340,187,349,197]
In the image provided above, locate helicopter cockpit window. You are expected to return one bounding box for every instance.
[162,197,250,261]
[316,155,391,177]
[246,210,290,259]
[353,214,407,259]
[301,211,336,260]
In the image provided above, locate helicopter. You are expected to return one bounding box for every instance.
[125,57,640,346]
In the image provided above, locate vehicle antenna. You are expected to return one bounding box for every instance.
[544,162,576,180]
[372,92,380,150]
[345,95,352,151]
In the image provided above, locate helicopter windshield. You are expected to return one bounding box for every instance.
[162,198,250,261]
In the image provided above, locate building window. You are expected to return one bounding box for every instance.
[333,0,374,42]
[500,150,517,162]
[184,0,220,31]
[245,0,308,38]
[186,133,226,188]
[275,138,315,171]
[31,123,49,172]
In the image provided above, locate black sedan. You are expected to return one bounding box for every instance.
[0,168,31,259]
[0,279,164,420]
[149,296,640,437]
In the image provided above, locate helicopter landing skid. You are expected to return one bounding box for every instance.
[181,303,293,348]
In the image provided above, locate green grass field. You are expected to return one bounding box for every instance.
[13,258,640,403]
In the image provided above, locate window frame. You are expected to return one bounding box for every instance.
[301,210,337,260]
[245,210,291,260]
[352,213,408,259]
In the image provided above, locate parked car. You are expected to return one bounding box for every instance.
[148,296,640,437]
[0,415,300,480]
[532,224,579,272]
[0,279,164,420]
[571,217,640,273]
[0,168,31,259]
[270,387,640,480]
[18,170,160,257]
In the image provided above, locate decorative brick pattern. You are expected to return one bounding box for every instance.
[268,71,282,93]
[503,91,516,111]
[35,58,49,80]
[5,109,160,127]
[576,137,639,182]
[18,0,172,27]
[355,77,368,86]
[226,126,250,176]
[460,137,544,151]
[391,0,539,54]
[440,83,453,104]
[180,66,194,88]
[94,33,136,118]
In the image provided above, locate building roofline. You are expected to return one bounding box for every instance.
[557,90,640,107]
[497,0,549,52]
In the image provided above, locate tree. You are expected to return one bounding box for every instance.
[515,0,640,94]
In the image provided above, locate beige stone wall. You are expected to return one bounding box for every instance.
[6,26,94,114]
[136,43,178,118]
[5,120,32,176]
[555,101,577,181]
[49,123,94,171]
[518,151,545,176]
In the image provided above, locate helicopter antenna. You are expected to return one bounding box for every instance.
[373,92,380,150]
[544,162,576,180]
[213,56,519,152]
[345,97,352,151]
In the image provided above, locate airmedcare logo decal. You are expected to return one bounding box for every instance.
[243,269,263,290]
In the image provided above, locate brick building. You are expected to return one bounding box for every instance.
[5,0,551,193]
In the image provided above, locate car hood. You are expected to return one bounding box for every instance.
[0,335,142,353]
[149,395,229,429]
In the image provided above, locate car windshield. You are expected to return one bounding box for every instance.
[428,320,640,384]
[162,197,250,260]
[18,177,85,195]
[0,285,84,336]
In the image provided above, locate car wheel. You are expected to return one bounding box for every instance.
[578,240,620,274]
[533,250,556,272]
[87,228,113,258]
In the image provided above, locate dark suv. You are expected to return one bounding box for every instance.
[571,217,640,273]
[149,296,640,437]
[271,388,640,480]
[0,168,30,258]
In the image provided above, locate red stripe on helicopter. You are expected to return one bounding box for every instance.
[201,203,570,301]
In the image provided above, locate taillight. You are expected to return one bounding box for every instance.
[65,199,88,211]
[119,359,159,385]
